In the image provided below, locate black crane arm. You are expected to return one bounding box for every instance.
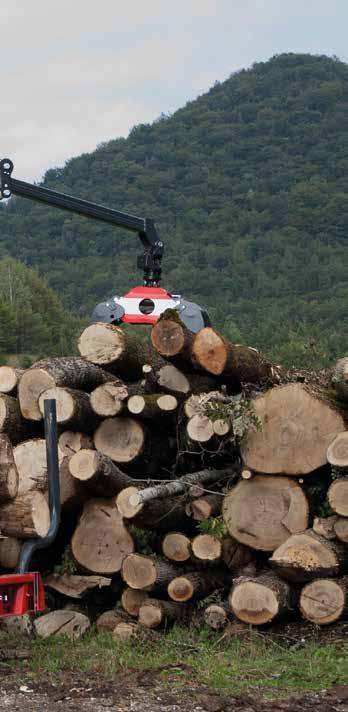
[0,158,164,286]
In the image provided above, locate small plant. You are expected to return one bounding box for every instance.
[203,394,261,443]
[331,465,348,480]
[53,546,77,575]
[198,516,227,541]
[128,525,157,555]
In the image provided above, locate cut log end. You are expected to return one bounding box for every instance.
[327,432,348,467]
[0,366,24,394]
[90,382,127,416]
[204,604,228,630]
[94,417,144,463]
[192,534,222,562]
[78,323,126,365]
[168,576,194,602]
[328,479,348,517]
[121,588,149,617]
[18,368,55,420]
[300,578,347,625]
[230,580,280,625]
[58,431,93,458]
[121,553,156,590]
[116,486,143,519]
[162,533,191,562]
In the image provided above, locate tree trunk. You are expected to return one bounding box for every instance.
[0,434,18,502]
[90,380,128,417]
[168,571,224,602]
[69,449,133,497]
[300,577,348,625]
[327,432,348,467]
[334,517,348,543]
[0,395,36,443]
[186,494,222,520]
[34,610,90,639]
[222,476,309,551]
[240,383,345,476]
[0,366,24,394]
[127,393,178,419]
[45,573,111,599]
[204,603,229,630]
[116,486,190,532]
[13,438,63,496]
[96,608,132,632]
[121,588,149,617]
[0,537,21,569]
[229,572,294,625]
[0,491,50,538]
[138,598,189,629]
[331,357,348,401]
[71,498,134,575]
[327,479,348,516]
[191,534,222,563]
[128,466,238,508]
[58,431,93,458]
[18,356,114,421]
[222,537,255,572]
[270,530,347,582]
[94,417,146,465]
[162,533,192,562]
[121,554,181,592]
[78,323,151,380]
[150,362,217,397]
[38,387,99,432]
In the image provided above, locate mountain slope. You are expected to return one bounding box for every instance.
[1,53,347,366]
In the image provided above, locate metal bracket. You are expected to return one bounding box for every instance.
[0,158,14,199]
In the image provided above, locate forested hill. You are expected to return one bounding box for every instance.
[1,53,347,366]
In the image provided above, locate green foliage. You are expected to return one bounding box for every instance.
[53,546,77,575]
[197,515,227,541]
[0,54,347,367]
[331,465,348,480]
[0,258,81,358]
[128,525,157,555]
[203,394,262,442]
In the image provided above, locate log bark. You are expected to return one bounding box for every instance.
[0,537,21,569]
[13,438,63,496]
[116,487,190,532]
[38,387,99,432]
[334,517,348,543]
[0,491,50,538]
[300,577,348,625]
[332,357,348,402]
[222,537,255,572]
[327,432,348,467]
[34,610,90,639]
[121,588,149,617]
[0,395,35,443]
[229,572,294,625]
[270,530,347,582]
[327,479,348,516]
[168,571,224,602]
[78,323,151,380]
[121,554,181,592]
[0,434,18,502]
[58,431,93,458]
[204,603,229,630]
[162,533,191,562]
[18,356,114,421]
[45,574,111,599]
[138,598,189,629]
[69,449,133,497]
[186,494,222,521]
[90,380,128,416]
[313,515,338,540]
[127,393,178,419]
[71,498,134,575]
[222,476,309,551]
[191,534,222,563]
[0,366,24,394]
[240,383,345,476]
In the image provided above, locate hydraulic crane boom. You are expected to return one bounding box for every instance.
[0,158,164,286]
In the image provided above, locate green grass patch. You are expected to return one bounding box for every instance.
[2,625,347,699]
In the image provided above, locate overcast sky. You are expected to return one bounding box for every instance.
[1,0,347,182]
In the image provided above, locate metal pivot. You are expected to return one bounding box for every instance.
[16,399,61,574]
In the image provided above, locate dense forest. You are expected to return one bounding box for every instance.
[0,53,347,366]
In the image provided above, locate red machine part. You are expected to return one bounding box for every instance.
[119,286,180,325]
[0,573,45,617]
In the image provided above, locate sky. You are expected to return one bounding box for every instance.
[1,0,347,182]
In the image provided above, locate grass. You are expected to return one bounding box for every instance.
[2,625,347,699]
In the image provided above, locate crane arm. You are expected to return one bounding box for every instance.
[0,158,164,286]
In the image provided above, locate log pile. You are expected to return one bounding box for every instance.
[0,314,346,638]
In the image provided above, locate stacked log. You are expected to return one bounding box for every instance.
[0,313,346,637]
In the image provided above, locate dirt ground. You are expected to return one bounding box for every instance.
[0,664,347,712]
